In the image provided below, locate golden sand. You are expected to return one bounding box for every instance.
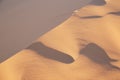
[0,0,120,80]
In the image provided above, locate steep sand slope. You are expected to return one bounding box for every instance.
[0,1,120,80]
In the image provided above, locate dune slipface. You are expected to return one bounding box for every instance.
[0,0,120,80]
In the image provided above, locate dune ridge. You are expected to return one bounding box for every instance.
[0,0,120,80]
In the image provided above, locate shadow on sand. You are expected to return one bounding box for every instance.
[78,11,120,19]
[26,42,74,64]
[108,11,120,16]
[80,15,102,19]
[80,43,120,70]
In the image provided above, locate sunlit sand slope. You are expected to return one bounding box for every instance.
[0,0,120,80]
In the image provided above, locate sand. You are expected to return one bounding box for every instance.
[0,0,120,80]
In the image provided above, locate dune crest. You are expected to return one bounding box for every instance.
[0,0,120,80]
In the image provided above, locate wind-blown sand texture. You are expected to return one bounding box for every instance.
[0,0,120,80]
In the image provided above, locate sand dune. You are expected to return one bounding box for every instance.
[0,0,120,80]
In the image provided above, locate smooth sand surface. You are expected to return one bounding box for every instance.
[0,0,120,80]
[0,0,91,62]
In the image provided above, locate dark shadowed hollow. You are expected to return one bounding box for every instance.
[26,42,74,64]
[80,43,120,70]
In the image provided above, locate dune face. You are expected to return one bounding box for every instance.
[0,0,91,63]
[0,0,120,80]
